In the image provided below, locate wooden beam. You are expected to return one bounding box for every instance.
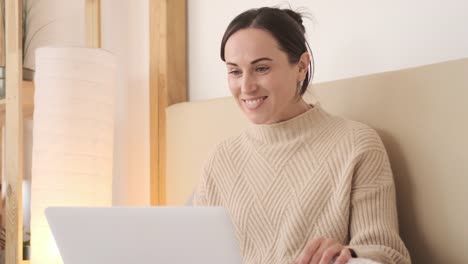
[4,0,24,263]
[85,0,101,48]
[149,0,187,205]
[0,81,34,124]
[0,126,3,236]
[166,0,187,106]
[0,0,5,67]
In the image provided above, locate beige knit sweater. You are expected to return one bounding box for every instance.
[193,104,410,264]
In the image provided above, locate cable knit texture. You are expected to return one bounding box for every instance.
[193,104,411,264]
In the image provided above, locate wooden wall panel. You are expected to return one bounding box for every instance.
[0,0,5,66]
[85,0,101,48]
[4,0,23,263]
[149,0,187,205]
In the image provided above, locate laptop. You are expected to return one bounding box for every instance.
[45,206,243,264]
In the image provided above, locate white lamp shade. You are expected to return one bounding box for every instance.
[30,47,116,264]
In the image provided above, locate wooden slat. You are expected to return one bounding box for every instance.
[5,0,24,263]
[0,81,34,124]
[85,0,101,48]
[20,81,33,119]
[0,0,5,66]
[166,0,187,106]
[149,0,166,206]
[149,0,187,205]
[0,126,3,231]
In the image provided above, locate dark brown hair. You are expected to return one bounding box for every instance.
[220,7,314,96]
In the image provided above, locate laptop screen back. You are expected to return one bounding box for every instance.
[45,206,243,264]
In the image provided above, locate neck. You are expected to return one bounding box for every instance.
[246,102,325,144]
[279,98,311,122]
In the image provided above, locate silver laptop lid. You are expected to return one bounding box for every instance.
[45,206,243,264]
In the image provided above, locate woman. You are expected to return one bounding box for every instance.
[193,7,410,264]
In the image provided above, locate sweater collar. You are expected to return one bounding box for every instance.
[245,103,328,144]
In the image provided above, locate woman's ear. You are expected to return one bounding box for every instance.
[297,52,311,81]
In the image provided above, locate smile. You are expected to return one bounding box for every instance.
[242,96,268,110]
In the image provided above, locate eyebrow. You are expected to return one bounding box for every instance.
[226,57,273,66]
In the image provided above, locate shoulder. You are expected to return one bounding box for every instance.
[316,107,379,138]
[347,120,385,153]
[318,108,386,153]
[332,119,393,186]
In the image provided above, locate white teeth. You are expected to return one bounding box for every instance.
[245,98,263,105]
[243,97,265,109]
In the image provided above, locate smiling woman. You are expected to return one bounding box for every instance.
[192,7,411,264]
[224,28,311,124]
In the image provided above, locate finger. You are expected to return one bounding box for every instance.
[296,238,323,264]
[318,244,343,264]
[334,248,352,264]
[309,239,333,264]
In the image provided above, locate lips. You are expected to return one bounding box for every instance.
[242,96,267,110]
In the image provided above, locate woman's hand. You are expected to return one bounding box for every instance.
[295,237,352,264]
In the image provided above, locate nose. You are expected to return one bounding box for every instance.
[241,72,258,94]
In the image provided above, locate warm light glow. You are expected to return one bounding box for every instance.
[30,47,116,263]
[34,226,61,263]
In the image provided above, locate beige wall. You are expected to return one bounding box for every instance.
[101,0,150,205]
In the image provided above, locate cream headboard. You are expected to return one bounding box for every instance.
[166,58,468,263]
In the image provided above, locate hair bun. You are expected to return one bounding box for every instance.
[283,9,305,32]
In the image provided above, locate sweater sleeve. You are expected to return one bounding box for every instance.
[348,129,411,264]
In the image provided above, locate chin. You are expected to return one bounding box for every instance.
[244,112,272,124]
[248,118,267,124]
[234,98,273,124]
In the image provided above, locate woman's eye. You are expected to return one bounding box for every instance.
[228,70,242,76]
[256,66,270,73]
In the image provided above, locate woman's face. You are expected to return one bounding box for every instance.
[224,28,309,124]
